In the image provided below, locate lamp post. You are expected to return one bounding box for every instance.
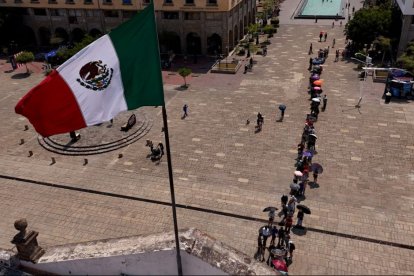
[226,45,229,68]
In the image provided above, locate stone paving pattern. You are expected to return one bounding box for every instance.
[1,3,414,274]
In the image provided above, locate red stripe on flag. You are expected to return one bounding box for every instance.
[15,70,86,137]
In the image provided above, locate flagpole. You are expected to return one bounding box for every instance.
[161,106,183,275]
[149,1,183,274]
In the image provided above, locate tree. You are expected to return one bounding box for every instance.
[57,35,96,62]
[15,51,34,74]
[345,7,391,49]
[177,67,192,87]
[397,41,414,74]
[373,36,391,64]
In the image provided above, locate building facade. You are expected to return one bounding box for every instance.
[0,0,256,55]
[395,0,414,54]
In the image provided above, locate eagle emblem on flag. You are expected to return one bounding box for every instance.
[77,60,113,91]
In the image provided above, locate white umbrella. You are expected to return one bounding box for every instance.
[294,171,303,177]
[312,98,321,102]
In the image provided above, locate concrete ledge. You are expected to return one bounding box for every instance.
[18,228,278,275]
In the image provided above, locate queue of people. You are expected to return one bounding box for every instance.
[254,34,331,275]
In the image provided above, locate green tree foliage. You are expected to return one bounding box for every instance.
[15,51,34,73]
[177,67,192,87]
[373,35,391,64]
[57,35,96,62]
[397,41,414,74]
[345,7,391,48]
[263,25,276,35]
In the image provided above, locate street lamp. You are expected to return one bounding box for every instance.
[225,46,229,68]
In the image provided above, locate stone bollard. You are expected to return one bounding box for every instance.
[10,219,45,263]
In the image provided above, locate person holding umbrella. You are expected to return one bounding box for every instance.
[278,104,286,121]
[296,204,311,229]
[263,206,278,227]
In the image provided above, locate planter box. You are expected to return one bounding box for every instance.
[373,69,389,83]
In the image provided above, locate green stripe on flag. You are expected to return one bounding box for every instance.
[109,3,165,109]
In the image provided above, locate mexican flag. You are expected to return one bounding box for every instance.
[15,3,164,137]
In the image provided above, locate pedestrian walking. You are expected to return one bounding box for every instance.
[340,20,343,27]
[183,104,188,117]
[332,38,336,48]
[309,43,313,55]
[319,32,323,42]
[335,49,339,61]
[249,57,253,67]
[332,21,334,28]
[324,32,327,42]
[279,105,286,121]
[322,95,328,111]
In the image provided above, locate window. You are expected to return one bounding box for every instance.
[84,0,93,4]
[66,0,75,4]
[48,0,58,3]
[31,0,40,3]
[123,11,136,18]
[33,8,47,15]
[86,9,94,16]
[14,0,23,3]
[122,0,131,4]
[185,0,194,4]
[207,0,217,5]
[50,9,60,16]
[68,16,77,23]
[411,15,414,25]
[104,10,118,17]
[102,0,112,4]
[205,12,221,20]
[184,12,200,20]
[162,11,179,19]
[143,0,150,4]
[164,0,172,4]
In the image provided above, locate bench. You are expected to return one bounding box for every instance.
[121,114,136,132]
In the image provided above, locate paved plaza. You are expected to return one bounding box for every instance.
[1,2,414,274]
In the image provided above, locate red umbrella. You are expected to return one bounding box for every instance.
[272,259,288,272]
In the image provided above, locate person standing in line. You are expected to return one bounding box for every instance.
[285,214,293,234]
[324,32,328,42]
[296,209,304,228]
[313,169,319,184]
[277,227,285,248]
[322,94,328,111]
[183,104,188,117]
[287,240,296,260]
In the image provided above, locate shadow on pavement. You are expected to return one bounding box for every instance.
[11,72,30,79]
